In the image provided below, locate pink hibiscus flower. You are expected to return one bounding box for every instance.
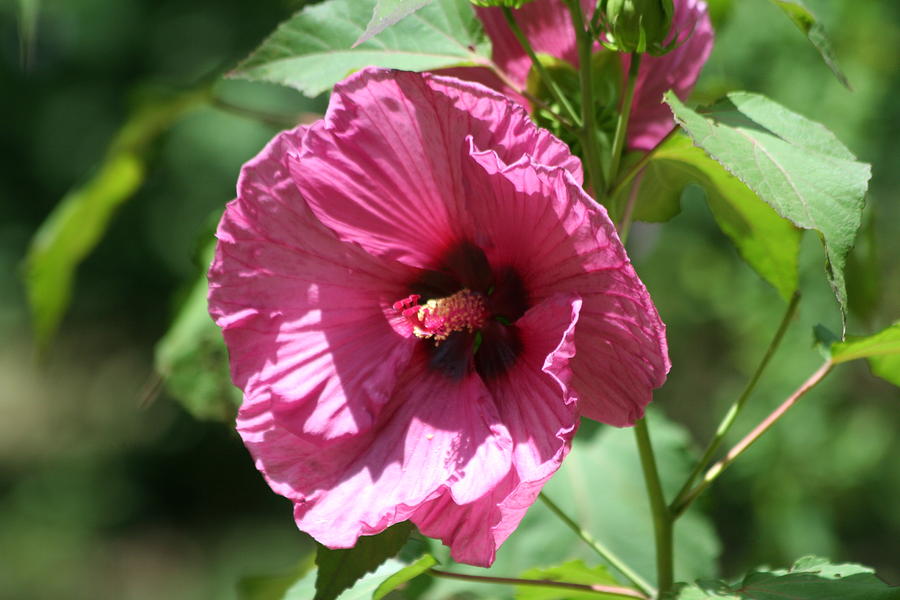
[208,68,669,566]
[451,0,714,150]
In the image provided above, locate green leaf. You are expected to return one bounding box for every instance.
[372,554,438,600]
[22,88,206,349]
[237,554,317,600]
[516,560,635,599]
[429,411,719,597]
[23,153,143,348]
[829,322,900,387]
[283,558,409,600]
[665,91,871,329]
[356,0,434,46]
[769,0,850,89]
[830,322,900,363]
[154,240,242,421]
[669,580,739,599]
[231,0,490,98]
[672,556,900,599]
[626,133,801,300]
[314,521,414,600]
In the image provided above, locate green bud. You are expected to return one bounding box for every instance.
[603,0,675,55]
[469,0,535,7]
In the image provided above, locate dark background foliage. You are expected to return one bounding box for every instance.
[0,0,897,598]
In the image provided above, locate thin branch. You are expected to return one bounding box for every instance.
[539,493,656,596]
[209,97,301,128]
[671,360,835,516]
[670,291,801,516]
[502,6,581,126]
[482,61,578,135]
[428,568,648,599]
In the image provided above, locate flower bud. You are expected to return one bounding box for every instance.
[604,0,675,55]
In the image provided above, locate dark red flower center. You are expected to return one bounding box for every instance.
[394,241,529,380]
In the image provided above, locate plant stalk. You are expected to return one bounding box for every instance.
[633,417,674,596]
[616,170,643,244]
[428,568,649,599]
[671,360,834,516]
[669,291,801,516]
[607,52,642,203]
[608,126,678,201]
[539,493,656,596]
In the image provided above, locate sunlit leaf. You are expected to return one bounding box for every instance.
[154,240,242,421]
[624,133,801,300]
[236,537,432,600]
[237,554,316,600]
[355,0,433,46]
[283,558,409,600]
[665,91,871,329]
[672,556,899,599]
[373,553,438,600]
[829,322,900,387]
[769,0,850,89]
[22,88,206,349]
[516,560,635,599]
[231,0,490,98]
[314,521,414,600]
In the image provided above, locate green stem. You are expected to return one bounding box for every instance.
[428,569,649,599]
[669,291,801,517]
[671,360,834,516]
[634,417,674,596]
[566,0,605,196]
[210,97,300,129]
[607,52,642,203]
[616,170,643,245]
[539,493,656,597]
[608,126,678,202]
[502,6,581,126]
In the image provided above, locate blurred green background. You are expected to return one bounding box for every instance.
[0,0,897,598]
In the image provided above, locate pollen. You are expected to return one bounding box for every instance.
[393,289,488,344]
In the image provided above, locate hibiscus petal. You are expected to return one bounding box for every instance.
[489,293,581,481]
[412,293,581,566]
[412,469,554,567]
[209,128,419,442]
[293,68,581,269]
[626,0,714,150]
[460,141,670,426]
[239,352,512,549]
